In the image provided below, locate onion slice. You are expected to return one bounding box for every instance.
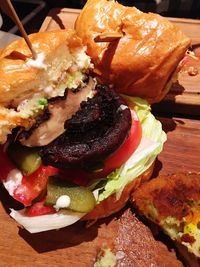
[10,209,85,233]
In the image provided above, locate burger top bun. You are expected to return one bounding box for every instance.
[0,29,92,144]
[75,0,191,103]
[0,29,87,107]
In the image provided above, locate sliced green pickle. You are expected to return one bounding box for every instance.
[8,143,42,175]
[45,177,96,213]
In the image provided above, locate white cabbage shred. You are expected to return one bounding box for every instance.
[10,209,85,233]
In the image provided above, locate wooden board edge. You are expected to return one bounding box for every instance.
[40,8,200,32]
[40,8,80,32]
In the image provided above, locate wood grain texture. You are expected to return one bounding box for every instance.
[154,117,200,175]
[0,7,199,267]
[0,117,199,267]
[40,8,200,116]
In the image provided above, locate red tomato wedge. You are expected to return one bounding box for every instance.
[26,199,56,216]
[0,146,58,206]
[14,165,58,206]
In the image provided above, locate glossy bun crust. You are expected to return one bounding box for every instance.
[75,0,191,103]
[83,162,154,221]
[0,29,82,107]
[0,29,88,144]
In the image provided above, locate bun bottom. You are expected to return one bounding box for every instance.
[83,162,155,221]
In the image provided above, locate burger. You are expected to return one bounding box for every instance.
[0,3,190,233]
[75,0,191,104]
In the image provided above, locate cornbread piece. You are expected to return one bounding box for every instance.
[133,173,200,260]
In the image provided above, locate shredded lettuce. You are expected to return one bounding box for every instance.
[88,96,167,203]
[37,97,48,108]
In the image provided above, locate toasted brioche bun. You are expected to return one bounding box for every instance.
[0,29,85,106]
[0,29,91,144]
[75,0,191,103]
[83,161,154,220]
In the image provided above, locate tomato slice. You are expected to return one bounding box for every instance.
[26,199,56,216]
[0,146,58,206]
[59,168,90,186]
[93,110,142,178]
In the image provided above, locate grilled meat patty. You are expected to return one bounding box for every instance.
[39,84,131,169]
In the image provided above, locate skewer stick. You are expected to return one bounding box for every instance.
[94,32,123,43]
[4,0,37,59]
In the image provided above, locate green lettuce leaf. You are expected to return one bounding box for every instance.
[88,96,167,203]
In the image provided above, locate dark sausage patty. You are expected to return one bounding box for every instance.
[39,84,131,169]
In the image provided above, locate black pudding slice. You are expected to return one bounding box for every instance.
[39,84,131,169]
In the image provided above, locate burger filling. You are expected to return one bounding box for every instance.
[0,93,166,233]
[20,77,96,147]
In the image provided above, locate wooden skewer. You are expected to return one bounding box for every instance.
[94,32,123,43]
[3,0,37,59]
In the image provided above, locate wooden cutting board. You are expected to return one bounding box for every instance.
[0,117,199,267]
[40,8,200,116]
[0,7,200,267]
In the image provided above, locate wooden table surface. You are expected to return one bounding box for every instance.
[0,8,200,267]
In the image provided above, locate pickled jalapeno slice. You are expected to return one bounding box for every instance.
[45,177,96,213]
[8,142,42,175]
